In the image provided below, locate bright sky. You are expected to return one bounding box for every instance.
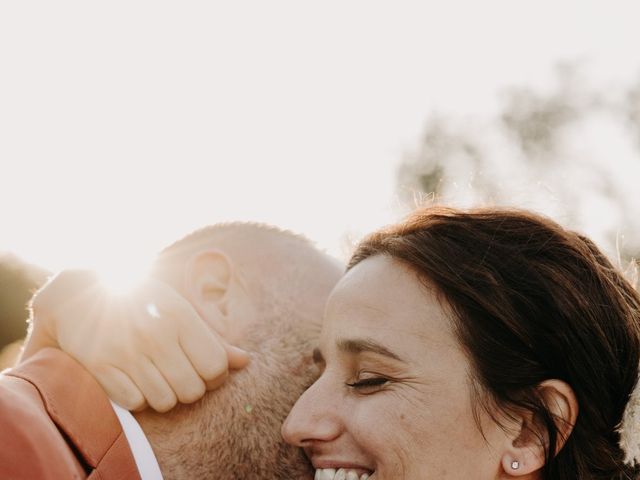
[1,1,639,277]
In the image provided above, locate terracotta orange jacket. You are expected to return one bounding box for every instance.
[0,348,141,479]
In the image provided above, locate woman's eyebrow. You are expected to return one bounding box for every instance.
[336,338,405,362]
[312,347,325,365]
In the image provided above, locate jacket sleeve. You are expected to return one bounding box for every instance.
[0,374,86,479]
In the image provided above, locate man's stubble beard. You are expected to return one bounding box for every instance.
[137,309,321,480]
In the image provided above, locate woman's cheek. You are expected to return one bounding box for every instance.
[346,395,421,470]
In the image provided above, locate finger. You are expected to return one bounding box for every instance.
[178,317,229,383]
[150,347,207,404]
[203,370,229,392]
[93,365,146,411]
[127,356,178,413]
[224,342,251,370]
[131,399,149,413]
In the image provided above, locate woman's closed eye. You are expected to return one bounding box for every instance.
[346,374,390,394]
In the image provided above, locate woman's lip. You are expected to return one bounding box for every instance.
[315,469,374,480]
[311,459,374,474]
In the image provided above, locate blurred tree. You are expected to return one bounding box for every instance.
[398,118,450,199]
[500,64,590,160]
[0,253,49,349]
[624,75,640,148]
[397,63,640,265]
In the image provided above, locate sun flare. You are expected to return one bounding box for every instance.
[92,255,153,296]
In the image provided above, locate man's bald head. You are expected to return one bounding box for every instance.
[136,223,343,479]
[152,223,342,342]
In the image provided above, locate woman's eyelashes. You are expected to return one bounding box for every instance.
[346,373,390,394]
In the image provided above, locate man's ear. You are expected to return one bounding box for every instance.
[184,249,233,337]
[500,379,578,477]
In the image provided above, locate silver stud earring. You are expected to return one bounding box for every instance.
[511,460,520,470]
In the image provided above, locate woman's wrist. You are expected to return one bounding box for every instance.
[20,270,100,361]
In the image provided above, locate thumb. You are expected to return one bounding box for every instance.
[224,342,251,370]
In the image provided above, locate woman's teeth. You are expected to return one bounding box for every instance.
[315,468,371,480]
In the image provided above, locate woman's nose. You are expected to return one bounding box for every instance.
[281,376,343,447]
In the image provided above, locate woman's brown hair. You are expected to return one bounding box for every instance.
[348,206,640,480]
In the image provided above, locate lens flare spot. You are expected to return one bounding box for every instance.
[94,256,152,296]
[146,303,161,318]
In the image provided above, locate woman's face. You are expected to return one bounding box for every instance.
[282,255,509,480]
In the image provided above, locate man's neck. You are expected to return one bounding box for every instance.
[110,402,163,479]
[132,410,193,480]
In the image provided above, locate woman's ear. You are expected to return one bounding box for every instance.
[500,379,578,477]
[537,380,579,454]
[184,249,233,337]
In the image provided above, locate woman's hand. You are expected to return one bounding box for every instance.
[23,269,250,412]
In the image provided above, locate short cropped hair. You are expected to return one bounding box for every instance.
[158,222,313,258]
[154,221,337,324]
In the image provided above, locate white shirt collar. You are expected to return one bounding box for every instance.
[110,400,164,480]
